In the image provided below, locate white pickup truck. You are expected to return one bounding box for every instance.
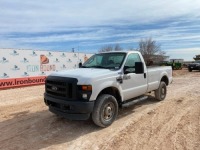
[44,51,172,127]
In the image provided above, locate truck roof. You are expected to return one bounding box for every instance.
[99,51,139,54]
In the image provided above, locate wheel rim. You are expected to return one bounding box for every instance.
[102,102,115,121]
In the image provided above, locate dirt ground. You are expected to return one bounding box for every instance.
[0,68,200,150]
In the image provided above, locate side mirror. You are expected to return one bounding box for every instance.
[78,62,82,68]
[135,62,144,74]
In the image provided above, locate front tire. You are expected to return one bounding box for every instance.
[155,81,167,101]
[92,94,118,127]
[188,68,192,72]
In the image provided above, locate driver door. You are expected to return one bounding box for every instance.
[121,53,147,100]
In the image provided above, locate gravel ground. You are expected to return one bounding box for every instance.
[0,68,200,150]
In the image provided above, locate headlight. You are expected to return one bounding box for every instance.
[78,85,92,100]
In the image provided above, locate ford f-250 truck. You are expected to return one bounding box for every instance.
[44,51,172,127]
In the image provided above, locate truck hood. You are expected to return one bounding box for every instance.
[49,68,120,84]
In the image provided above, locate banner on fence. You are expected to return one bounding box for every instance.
[0,49,92,89]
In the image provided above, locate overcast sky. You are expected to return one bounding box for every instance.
[0,0,200,61]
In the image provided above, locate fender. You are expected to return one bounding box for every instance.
[90,79,124,101]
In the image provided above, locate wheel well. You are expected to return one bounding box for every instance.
[161,76,169,86]
[97,87,122,106]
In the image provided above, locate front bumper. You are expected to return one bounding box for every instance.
[44,94,94,120]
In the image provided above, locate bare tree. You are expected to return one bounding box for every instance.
[99,44,123,52]
[98,45,113,52]
[128,47,136,51]
[138,37,166,66]
[114,44,122,51]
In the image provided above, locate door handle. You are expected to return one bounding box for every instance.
[144,73,146,78]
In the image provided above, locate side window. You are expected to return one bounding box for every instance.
[125,53,141,66]
[124,53,141,73]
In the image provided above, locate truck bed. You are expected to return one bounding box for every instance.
[147,66,172,92]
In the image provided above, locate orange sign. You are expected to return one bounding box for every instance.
[40,55,49,64]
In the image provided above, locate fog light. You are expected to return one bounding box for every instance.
[82,94,88,99]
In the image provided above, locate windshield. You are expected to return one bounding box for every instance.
[195,61,200,63]
[82,52,126,70]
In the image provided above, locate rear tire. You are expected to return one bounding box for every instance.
[92,94,118,127]
[155,81,167,101]
[188,68,192,72]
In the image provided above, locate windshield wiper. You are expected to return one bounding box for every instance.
[90,65,106,68]
[81,65,108,69]
[81,66,89,68]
